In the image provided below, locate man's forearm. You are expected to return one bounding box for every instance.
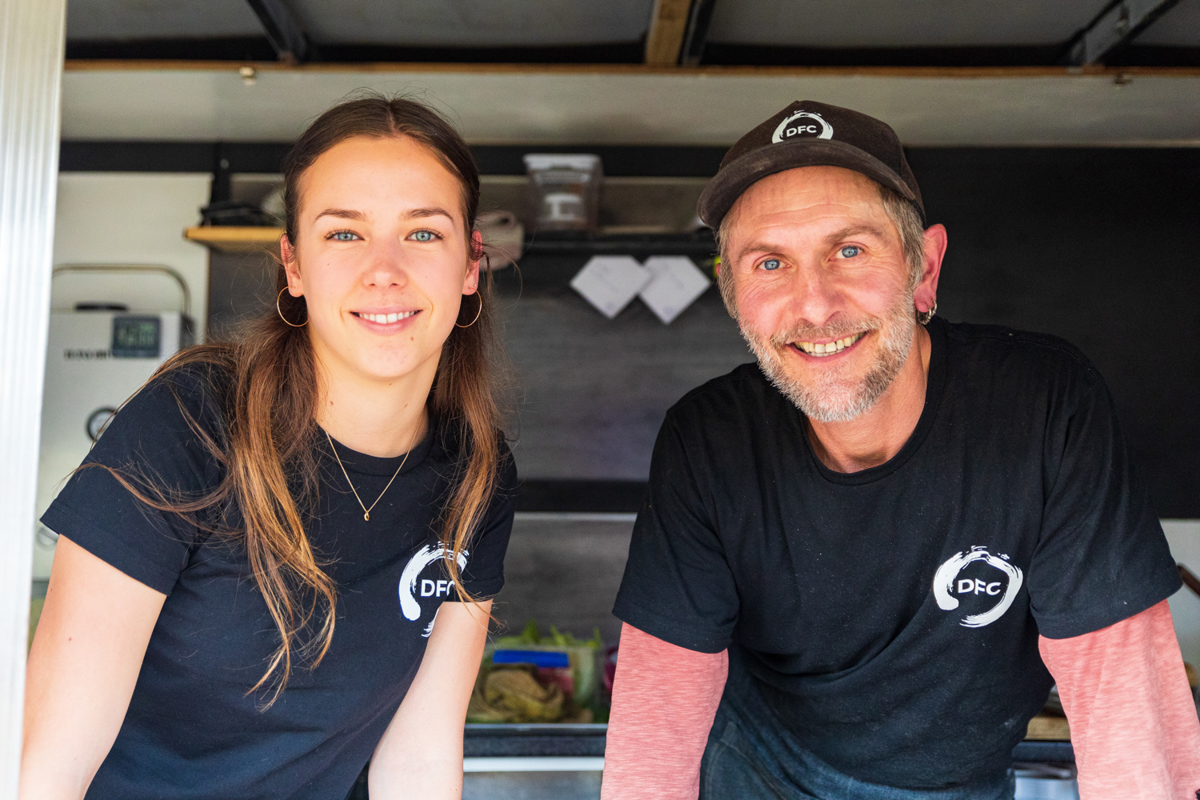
[1040,599,1200,800]
[601,623,728,800]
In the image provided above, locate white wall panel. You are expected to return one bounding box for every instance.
[52,173,212,335]
[0,0,65,791]
[61,66,1200,146]
[1165,520,1200,666]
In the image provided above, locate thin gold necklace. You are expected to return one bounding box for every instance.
[324,429,412,522]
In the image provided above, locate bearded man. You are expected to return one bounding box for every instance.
[600,102,1200,800]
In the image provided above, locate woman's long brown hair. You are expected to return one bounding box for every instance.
[117,95,503,707]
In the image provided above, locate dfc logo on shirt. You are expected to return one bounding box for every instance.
[398,543,469,638]
[932,547,1024,629]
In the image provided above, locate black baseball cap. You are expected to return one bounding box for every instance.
[697,100,924,229]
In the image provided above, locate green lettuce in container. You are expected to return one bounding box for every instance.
[467,620,604,724]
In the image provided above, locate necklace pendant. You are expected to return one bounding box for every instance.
[323,428,409,528]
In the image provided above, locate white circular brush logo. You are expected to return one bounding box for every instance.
[772,110,834,143]
[933,546,1023,628]
[399,543,468,638]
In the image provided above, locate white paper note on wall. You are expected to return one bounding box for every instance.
[570,255,652,319]
[639,256,711,324]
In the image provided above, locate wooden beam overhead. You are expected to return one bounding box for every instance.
[61,60,1200,79]
[645,0,694,66]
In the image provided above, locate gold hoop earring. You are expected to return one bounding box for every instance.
[277,287,308,328]
[455,293,483,328]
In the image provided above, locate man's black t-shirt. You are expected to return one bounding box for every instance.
[42,366,516,800]
[613,317,1180,789]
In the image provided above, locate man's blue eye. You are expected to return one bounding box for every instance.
[761,258,781,271]
[410,230,436,242]
[839,245,861,258]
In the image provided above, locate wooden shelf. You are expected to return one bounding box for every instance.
[185,226,715,258]
[185,225,282,254]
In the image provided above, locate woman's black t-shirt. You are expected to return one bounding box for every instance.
[41,367,516,800]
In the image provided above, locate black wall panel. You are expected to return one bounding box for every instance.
[910,148,1200,518]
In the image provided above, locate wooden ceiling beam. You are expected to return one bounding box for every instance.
[645,0,695,66]
[61,60,1200,79]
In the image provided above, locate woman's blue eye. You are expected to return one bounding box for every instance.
[761,258,781,271]
[410,230,437,242]
[331,231,358,241]
[839,245,861,258]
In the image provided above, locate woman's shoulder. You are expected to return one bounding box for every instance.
[44,350,236,594]
[142,347,233,412]
[154,345,235,397]
[100,348,235,463]
[431,421,513,467]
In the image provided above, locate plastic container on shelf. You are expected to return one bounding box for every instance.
[493,649,575,697]
[523,154,602,232]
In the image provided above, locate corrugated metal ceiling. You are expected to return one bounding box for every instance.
[61,0,1200,65]
[1135,0,1200,45]
[66,0,264,40]
[706,0,1112,47]
[290,0,654,46]
[55,0,1200,146]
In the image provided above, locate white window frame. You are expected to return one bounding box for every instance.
[0,0,66,792]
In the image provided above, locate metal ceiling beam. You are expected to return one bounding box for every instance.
[645,0,694,66]
[1065,0,1187,66]
[245,0,312,64]
[679,0,717,67]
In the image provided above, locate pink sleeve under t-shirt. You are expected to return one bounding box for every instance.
[602,602,1200,800]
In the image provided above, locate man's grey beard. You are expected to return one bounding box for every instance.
[741,298,916,423]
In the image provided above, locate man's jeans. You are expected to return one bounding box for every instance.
[698,661,1016,800]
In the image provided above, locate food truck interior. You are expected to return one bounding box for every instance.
[8,0,1200,798]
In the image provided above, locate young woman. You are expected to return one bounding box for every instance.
[20,95,515,799]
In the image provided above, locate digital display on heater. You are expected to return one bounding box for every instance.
[111,316,161,358]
